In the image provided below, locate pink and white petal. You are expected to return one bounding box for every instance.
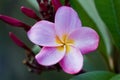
[55,6,82,39]
[59,46,83,74]
[27,20,61,47]
[68,27,99,54]
[35,47,65,66]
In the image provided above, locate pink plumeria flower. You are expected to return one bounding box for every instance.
[27,6,99,74]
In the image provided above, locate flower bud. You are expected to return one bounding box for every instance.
[9,32,27,49]
[9,32,34,57]
[51,0,62,11]
[21,6,41,21]
[0,15,30,31]
[39,3,48,12]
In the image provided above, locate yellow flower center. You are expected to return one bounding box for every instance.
[56,34,74,53]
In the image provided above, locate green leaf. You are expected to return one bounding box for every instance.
[60,0,65,4]
[26,0,39,10]
[83,51,109,71]
[70,0,112,71]
[70,71,115,80]
[74,0,112,55]
[70,0,112,55]
[94,0,120,49]
[110,74,120,80]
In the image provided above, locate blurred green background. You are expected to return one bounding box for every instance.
[0,0,72,80]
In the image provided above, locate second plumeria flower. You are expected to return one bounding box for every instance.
[27,6,99,74]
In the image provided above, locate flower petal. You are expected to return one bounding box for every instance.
[68,27,99,54]
[27,20,61,46]
[55,6,82,38]
[59,46,83,74]
[35,47,65,66]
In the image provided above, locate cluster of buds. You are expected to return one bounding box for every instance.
[0,0,71,74]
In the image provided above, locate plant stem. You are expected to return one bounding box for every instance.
[112,46,120,73]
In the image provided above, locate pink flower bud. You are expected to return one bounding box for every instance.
[21,6,41,21]
[37,0,48,12]
[39,3,48,12]
[9,32,35,57]
[9,32,27,49]
[0,15,30,31]
[51,0,62,11]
